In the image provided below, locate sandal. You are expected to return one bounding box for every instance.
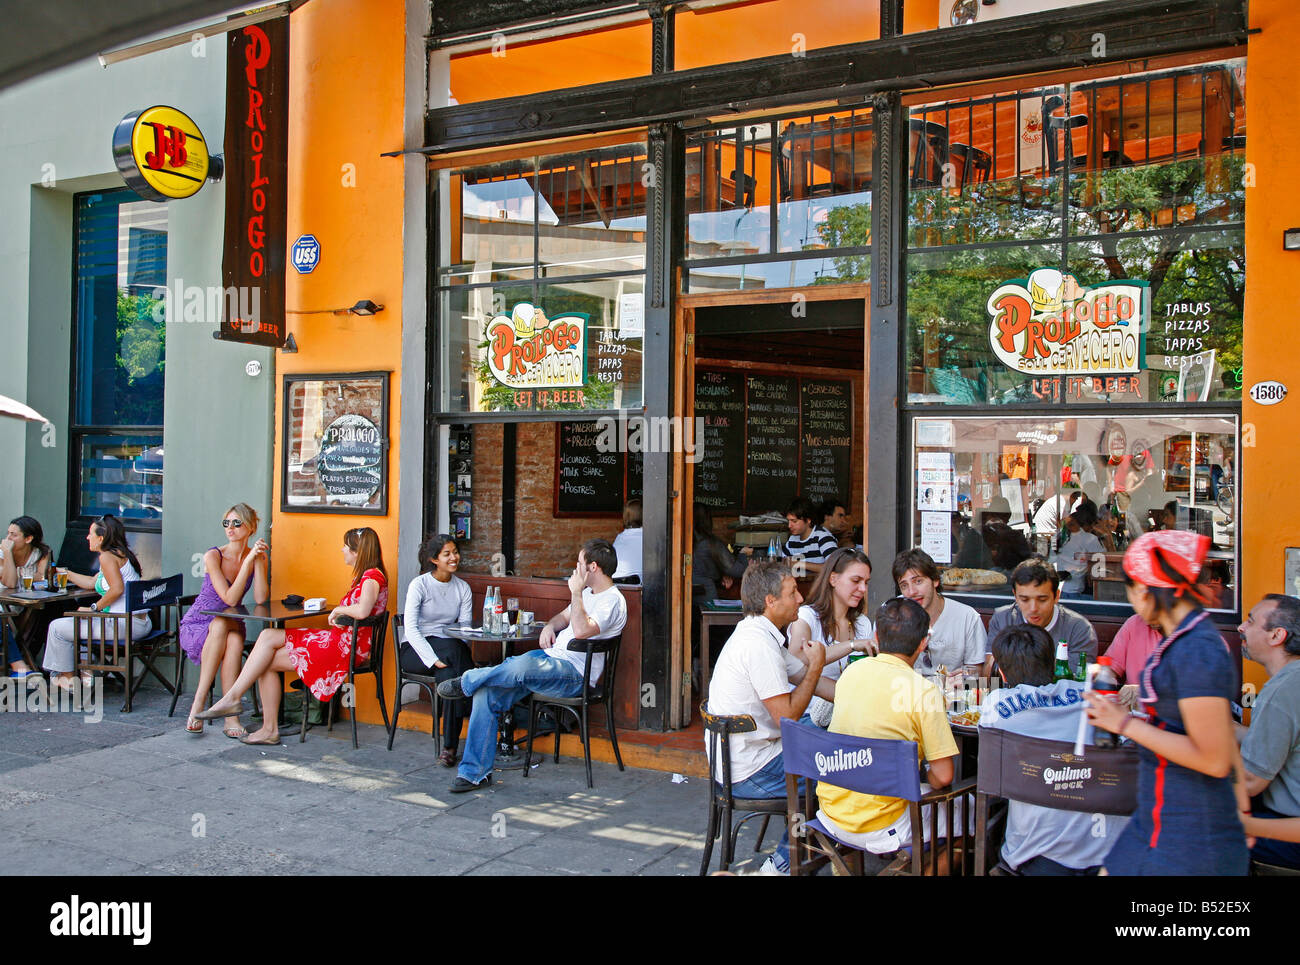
[186,717,205,736]
[223,725,248,740]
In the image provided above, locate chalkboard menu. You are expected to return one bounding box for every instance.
[693,367,853,514]
[800,379,853,506]
[694,369,745,511]
[555,420,639,516]
[744,375,802,513]
[318,414,383,506]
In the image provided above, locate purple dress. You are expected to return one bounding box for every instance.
[179,547,250,664]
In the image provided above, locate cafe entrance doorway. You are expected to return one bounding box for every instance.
[670,284,869,727]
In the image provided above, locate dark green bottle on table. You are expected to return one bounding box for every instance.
[1073,653,1088,683]
[1053,641,1071,681]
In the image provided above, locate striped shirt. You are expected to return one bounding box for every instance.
[784,525,838,564]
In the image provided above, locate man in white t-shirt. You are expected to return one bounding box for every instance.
[706,559,830,873]
[438,539,627,793]
[892,548,986,679]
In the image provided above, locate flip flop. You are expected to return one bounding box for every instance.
[239,734,280,745]
[223,725,249,740]
[186,717,204,736]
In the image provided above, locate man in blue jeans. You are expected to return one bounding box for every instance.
[437,539,627,793]
[705,560,829,873]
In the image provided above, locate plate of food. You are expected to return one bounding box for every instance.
[948,709,981,728]
[941,567,1008,588]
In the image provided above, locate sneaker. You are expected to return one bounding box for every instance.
[436,677,466,700]
[449,774,491,793]
[757,857,787,876]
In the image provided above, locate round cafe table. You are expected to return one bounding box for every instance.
[441,622,544,769]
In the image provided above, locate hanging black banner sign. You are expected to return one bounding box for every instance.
[219,17,289,347]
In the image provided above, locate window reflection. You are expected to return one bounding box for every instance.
[911,415,1237,609]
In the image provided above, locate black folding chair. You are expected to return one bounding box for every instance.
[300,611,389,749]
[387,613,442,750]
[973,727,1137,875]
[523,634,624,788]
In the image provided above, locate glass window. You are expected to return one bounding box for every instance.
[448,21,651,105]
[674,0,880,70]
[685,255,870,293]
[909,414,1238,611]
[904,60,1244,407]
[438,143,649,286]
[437,277,644,414]
[685,108,874,264]
[72,190,166,527]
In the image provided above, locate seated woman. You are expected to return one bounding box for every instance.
[2,515,53,676]
[197,527,387,745]
[43,515,148,692]
[610,499,643,583]
[402,534,474,767]
[691,502,748,602]
[180,504,270,738]
[786,547,876,727]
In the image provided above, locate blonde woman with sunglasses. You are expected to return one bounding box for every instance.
[180,504,269,738]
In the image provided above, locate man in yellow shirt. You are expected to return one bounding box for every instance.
[817,597,959,854]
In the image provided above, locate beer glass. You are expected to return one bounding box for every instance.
[57,570,69,591]
[21,574,33,591]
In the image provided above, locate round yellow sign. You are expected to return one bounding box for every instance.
[112,105,210,202]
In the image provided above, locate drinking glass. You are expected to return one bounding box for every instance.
[506,597,520,634]
[21,575,33,591]
[57,570,68,591]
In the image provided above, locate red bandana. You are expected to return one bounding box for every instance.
[1122,531,1211,597]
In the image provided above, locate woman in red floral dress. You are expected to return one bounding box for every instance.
[197,527,387,744]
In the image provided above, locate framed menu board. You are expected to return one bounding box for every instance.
[554,420,642,517]
[694,366,853,514]
[282,372,389,514]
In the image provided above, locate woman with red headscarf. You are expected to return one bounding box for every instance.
[1085,531,1249,875]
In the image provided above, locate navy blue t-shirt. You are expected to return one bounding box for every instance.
[1107,611,1248,875]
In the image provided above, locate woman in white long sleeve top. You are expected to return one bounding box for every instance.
[403,534,474,767]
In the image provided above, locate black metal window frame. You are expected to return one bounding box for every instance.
[67,187,165,534]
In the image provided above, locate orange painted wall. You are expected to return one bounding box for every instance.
[1241,0,1298,697]
[272,0,406,712]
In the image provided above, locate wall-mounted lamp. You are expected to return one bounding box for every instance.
[286,299,385,317]
[1284,228,1300,251]
[342,299,384,316]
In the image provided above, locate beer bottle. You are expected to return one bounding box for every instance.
[1093,656,1121,747]
[1053,641,1071,681]
[1073,652,1088,683]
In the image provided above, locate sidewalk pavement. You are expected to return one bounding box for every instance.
[0,679,747,876]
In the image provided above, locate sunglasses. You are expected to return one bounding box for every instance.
[222,519,245,529]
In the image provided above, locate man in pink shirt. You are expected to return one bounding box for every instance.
[1105,613,1161,684]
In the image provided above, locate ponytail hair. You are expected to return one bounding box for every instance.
[345,527,386,585]
[94,515,142,574]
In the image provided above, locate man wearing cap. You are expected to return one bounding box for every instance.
[985,557,1097,674]
[1237,594,1300,870]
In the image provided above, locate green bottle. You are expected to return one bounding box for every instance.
[1073,653,1088,683]
[1053,641,1071,681]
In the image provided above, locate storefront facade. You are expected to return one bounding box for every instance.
[275,0,1290,735]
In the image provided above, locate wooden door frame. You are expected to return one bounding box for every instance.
[671,281,870,728]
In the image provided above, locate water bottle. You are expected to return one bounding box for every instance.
[493,589,505,636]
[768,536,779,559]
[482,587,494,633]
